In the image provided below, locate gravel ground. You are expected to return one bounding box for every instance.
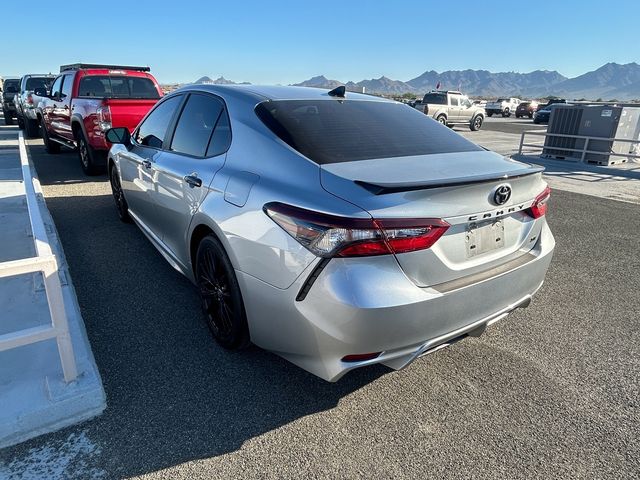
[0,140,638,480]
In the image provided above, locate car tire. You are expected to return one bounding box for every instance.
[196,235,250,350]
[515,114,521,119]
[24,118,39,138]
[77,130,103,176]
[502,108,510,118]
[40,118,60,154]
[487,112,493,117]
[470,115,483,131]
[528,113,533,118]
[4,113,14,126]
[109,164,132,223]
[17,115,25,130]
[436,114,447,125]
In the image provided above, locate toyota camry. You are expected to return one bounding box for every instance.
[106,84,555,381]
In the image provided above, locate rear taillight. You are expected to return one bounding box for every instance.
[264,202,449,258]
[97,105,112,132]
[526,186,551,219]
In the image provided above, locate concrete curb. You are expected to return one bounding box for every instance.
[0,139,106,449]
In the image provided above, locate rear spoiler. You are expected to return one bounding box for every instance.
[355,165,545,195]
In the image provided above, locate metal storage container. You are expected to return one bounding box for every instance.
[543,105,638,165]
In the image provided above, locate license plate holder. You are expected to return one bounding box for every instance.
[465,219,505,257]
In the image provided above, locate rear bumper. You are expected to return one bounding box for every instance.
[238,221,555,381]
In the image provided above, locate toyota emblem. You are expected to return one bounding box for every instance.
[493,184,512,205]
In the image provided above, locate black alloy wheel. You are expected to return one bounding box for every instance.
[109,165,131,223]
[196,236,249,350]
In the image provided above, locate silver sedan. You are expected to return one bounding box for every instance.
[106,84,555,381]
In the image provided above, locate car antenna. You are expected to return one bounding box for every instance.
[328,85,346,98]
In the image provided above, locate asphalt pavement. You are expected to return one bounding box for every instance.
[0,139,638,479]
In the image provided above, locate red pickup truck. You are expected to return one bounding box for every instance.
[37,63,163,175]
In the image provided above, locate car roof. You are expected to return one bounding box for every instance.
[176,84,394,103]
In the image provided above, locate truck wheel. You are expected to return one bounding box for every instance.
[502,108,511,118]
[24,118,39,138]
[41,118,60,154]
[436,115,447,125]
[77,131,104,176]
[470,115,483,131]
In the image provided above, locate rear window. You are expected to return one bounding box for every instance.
[255,100,482,165]
[4,80,19,93]
[78,75,160,99]
[422,93,447,105]
[26,77,53,91]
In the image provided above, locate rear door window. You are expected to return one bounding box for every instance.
[61,74,73,100]
[169,93,226,157]
[255,100,481,165]
[449,96,460,107]
[134,95,183,148]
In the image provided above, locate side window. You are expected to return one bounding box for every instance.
[134,95,183,148]
[461,98,472,108]
[207,109,231,157]
[449,96,460,107]
[170,94,224,157]
[61,75,73,100]
[50,76,63,99]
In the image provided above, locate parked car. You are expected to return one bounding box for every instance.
[421,90,485,130]
[14,74,55,137]
[106,85,555,382]
[485,97,521,117]
[515,101,538,118]
[536,98,566,112]
[2,78,20,125]
[533,103,566,124]
[37,63,163,175]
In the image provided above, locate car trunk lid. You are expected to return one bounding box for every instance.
[320,150,548,288]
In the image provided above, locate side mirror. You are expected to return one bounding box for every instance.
[34,87,48,97]
[105,127,131,146]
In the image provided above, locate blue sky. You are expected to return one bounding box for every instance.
[2,0,638,84]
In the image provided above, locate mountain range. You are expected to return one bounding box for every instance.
[192,63,640,100]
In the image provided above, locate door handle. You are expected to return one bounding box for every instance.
[142,160,152,169]
[183,174,202,188]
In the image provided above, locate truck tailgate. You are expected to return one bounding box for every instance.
[102,98,159,131]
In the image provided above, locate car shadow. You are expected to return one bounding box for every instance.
[26,142,108,186]
[37,187,389,478]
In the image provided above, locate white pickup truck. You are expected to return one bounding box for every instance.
[485,97,521,117]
